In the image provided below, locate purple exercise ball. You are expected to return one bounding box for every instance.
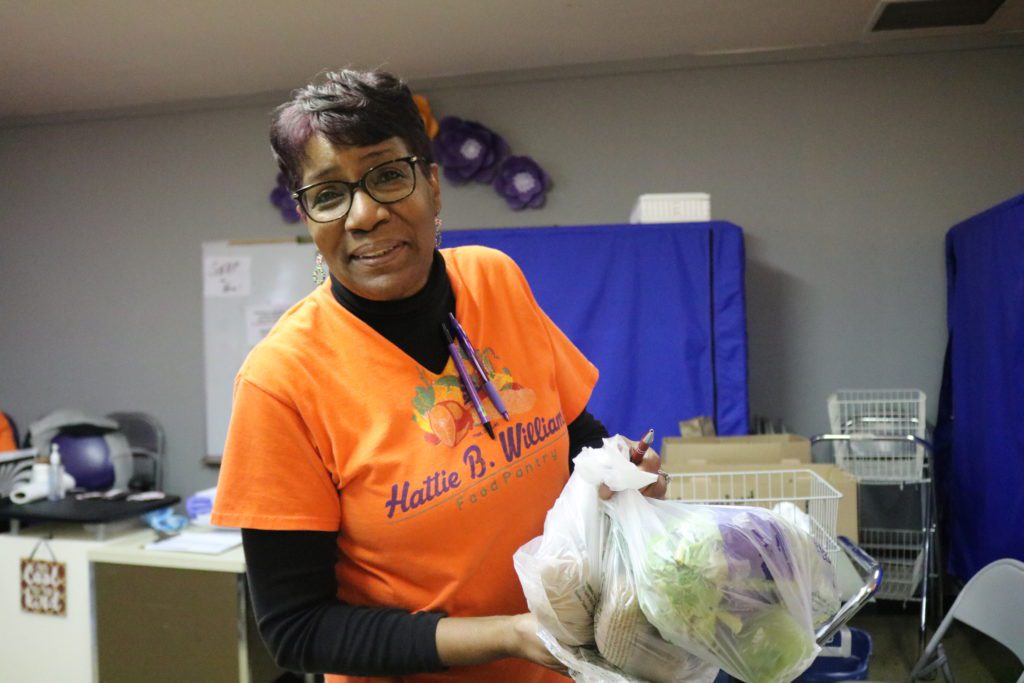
[53,434,115,491]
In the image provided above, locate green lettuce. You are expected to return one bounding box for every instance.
[639,506,826,683]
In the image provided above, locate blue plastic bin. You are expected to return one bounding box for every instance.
[794,627,873,682]
[712,628,872,682]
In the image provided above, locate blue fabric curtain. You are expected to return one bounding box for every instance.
[444,222,749,442]
[937,193,1024,580]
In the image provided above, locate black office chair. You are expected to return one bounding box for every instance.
[106,411,165,492]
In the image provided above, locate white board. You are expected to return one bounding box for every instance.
[202,239,317,460]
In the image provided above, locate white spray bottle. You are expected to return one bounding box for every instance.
[48,442,64,501]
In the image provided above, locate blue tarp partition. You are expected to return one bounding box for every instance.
[444,222,749,443]
[937,193,1024,580]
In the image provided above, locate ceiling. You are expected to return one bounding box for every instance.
[3,0,1023,123]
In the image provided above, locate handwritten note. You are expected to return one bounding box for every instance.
[245,304,290,347]
[203,256,251,298]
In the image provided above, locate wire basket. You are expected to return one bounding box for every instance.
[667,469,842,565]
[827,389,927,482]
[858,527,926,601]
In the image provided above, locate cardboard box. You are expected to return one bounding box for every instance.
[678,415,716,438]
[662,461,858,543]
[661,434,811,470]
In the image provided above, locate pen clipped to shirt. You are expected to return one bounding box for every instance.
[441,321,496,440]
[448,313,510,421]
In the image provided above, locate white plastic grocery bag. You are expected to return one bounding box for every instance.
[593,528,718,682]
[513,468,606,648]
[514,435,667,648]
[515,436,839,682]
[514,436,717,682]
[605,491,841,683]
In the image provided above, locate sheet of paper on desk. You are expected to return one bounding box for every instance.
[145,530,243,554]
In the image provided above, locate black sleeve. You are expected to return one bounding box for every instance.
[242,528,446,676]
[567,407,610,471]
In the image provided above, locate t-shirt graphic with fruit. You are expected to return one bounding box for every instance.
[412,346,536,448]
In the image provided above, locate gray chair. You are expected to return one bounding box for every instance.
[906,558,1024,682]
[106,411,165,492]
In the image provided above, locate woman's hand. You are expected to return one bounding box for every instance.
[598,437,669,501]
[435,613,566,674]
[507,613,568,673]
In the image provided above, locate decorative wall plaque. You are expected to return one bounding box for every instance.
[20,539,66,617]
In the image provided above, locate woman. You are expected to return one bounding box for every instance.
[211,69,668,683]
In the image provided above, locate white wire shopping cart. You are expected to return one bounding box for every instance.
[827,389,928,482]
[814,388,940,655]
[667,468,883,646]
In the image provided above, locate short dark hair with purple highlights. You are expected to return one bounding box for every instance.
[270,69,432,191]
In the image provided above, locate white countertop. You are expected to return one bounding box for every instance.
[88,528,246,573]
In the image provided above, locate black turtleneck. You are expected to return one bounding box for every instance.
[329,250,453,374]
[242,250,607,677]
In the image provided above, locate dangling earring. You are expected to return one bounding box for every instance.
[313,252,326,285]
[434,216,443,249]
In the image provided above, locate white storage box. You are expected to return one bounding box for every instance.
[629,192,710,223]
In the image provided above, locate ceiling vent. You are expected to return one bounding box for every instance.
[872,0,1005,31]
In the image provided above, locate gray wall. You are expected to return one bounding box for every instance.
[1,47,1022,497]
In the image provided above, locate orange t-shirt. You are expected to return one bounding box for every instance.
[212,246,598,683]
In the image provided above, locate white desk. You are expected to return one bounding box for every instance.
[88,528,281,683]
[88,527,246,572]
[0,524,282,683]
[0,522,145,683]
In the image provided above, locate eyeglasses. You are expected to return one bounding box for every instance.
[292,156,422,223]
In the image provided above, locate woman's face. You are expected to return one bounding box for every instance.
[299,134,441,301]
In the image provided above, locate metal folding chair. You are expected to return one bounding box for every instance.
[906,558,1024,682]
[106,411,165,491]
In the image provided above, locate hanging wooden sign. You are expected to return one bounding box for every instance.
[20,539,67,617]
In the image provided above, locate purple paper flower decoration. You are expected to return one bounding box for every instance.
[270,173,300,224]
[432,116,508,184]
[492,156,551,210]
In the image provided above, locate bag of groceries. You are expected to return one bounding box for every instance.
[513,456,609,648]
[515,436,716,682]
[592,527,718,682]
[514,436,841,683]
[606,491,841,682]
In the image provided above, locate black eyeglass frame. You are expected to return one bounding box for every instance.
[292,155,425,224]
